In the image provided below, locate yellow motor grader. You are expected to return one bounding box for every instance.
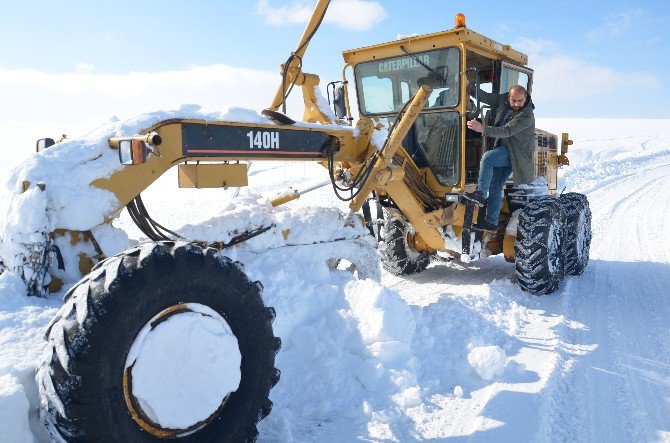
[23,1,591,441]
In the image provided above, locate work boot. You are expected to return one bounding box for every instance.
[472,219,498,232]
[463,191,486,207]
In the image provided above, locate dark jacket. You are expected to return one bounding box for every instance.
[474,88,536,185]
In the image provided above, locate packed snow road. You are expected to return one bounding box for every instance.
[535,150,670,442]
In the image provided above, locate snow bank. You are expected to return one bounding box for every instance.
[179,196,367,249]
[224,259,403,437]
[0,374,34,443]
[559,148,670,195]
[0,272,61,442]
[537,118,670,166]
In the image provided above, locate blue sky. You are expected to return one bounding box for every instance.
[1,0,668,120]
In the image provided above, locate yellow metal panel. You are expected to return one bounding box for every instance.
[503,234,516,262]
[178,163,249,188]
[94,123,184,213]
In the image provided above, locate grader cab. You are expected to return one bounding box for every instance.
[7,1,592,441]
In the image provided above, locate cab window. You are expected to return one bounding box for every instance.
[355,47,461,116]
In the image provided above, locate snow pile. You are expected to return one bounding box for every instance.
[0,374,33,443]
[409,281,526,390]
[345,279,415,364]
[0,272,61,442]
[467,346,507,381]
[179,196,368,248]
[537,118,670,166]
[0,186,52,272]
[196,239,416,438]
[559,148,670,194]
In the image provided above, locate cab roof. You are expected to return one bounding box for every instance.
[342,27,528,67]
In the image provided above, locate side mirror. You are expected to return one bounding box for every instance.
[119,139,148,165]
[36,138,55,152]
[333,84,347,119]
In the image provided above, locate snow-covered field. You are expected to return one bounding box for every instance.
[1,116,670,442]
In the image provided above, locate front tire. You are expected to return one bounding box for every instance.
[379,211,431,275]
[514,198,565,295]
[36,242,280,442]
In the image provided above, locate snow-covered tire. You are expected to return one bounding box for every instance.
[379,212,430,275]
[36,241,280,442]
[559,193,592,276]
[514,197,565,295]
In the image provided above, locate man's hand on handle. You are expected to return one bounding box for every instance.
[467,119,484,133]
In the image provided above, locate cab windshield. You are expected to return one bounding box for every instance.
[355,47,461,115]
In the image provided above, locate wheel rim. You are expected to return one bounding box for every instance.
[123,303,242,438]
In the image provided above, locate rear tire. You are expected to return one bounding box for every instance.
[379,211,430,275]
[559,193,592,275]
[36,241,280,442]
[514,197,565,295]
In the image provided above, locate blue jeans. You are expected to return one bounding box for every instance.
[477,146,512,225]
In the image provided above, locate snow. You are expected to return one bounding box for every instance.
[345,279,415,363]
[178,197,368,249]
[370,118,390,150]
[313,85,338,122]
[468,346,507,381]
[0,272,60,442]
[126,304,241,430]
[0,374,34,443]
[1,112,670,442]
[2,106,215,233]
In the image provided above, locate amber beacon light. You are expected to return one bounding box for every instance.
[455,13,466,28]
